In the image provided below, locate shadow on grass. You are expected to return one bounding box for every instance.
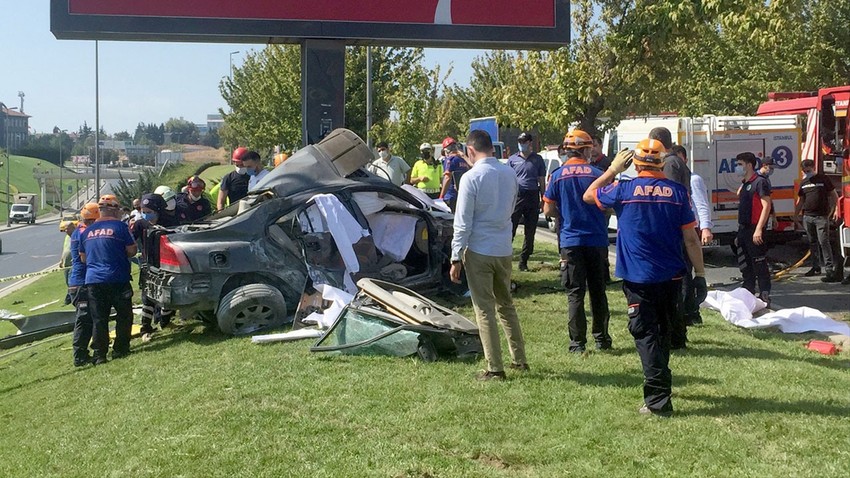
[678,393,850,418]
[684,340,850,372]
[0,368,76,396]
[519,367,717,388]
[130,320,231,355]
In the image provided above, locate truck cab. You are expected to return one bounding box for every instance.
[757,86,850,261]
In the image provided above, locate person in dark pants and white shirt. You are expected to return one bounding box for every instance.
[450,130,528,381]
[795,159,841,282]
[508,132,546,271]
[584,139,707,417]
[80,194,138,364]
[543,129,611,353]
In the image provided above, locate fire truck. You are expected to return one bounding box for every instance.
[604,115,802,245]
[756,86,850,261]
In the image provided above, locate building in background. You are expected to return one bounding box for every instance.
[0,101,30,151]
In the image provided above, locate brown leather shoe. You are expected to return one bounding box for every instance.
[509,363,530,372]
[475,370,507,381]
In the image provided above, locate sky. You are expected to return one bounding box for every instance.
[0,1,485,136]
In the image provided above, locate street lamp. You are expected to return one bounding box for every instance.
[229,50,240,81]
[54,127,67,214]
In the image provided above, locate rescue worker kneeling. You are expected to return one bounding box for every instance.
[583,139,707,417]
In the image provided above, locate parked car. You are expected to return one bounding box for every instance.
[142,129,456,335]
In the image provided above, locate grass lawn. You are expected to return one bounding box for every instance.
[0,239,849,477]
[0,154,80,222]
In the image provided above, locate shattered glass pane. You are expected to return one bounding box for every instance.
[318,309,420,357]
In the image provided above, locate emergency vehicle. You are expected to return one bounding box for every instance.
[756,86,850,261]
[604,115,802,245]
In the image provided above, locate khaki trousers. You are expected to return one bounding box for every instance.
[463,249,527,372]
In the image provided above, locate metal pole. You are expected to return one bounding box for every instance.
[94,40,101,196]
[4,149,9,227]
[59,139,63,214]
[366,46,373,148]
[229,50,240,82]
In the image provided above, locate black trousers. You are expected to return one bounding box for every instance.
[623,279,680,413]
[88,282,134,359]
[736,224,771,297]
[511,189,540,263]
[560,246,611,351]
[71,287,93,364]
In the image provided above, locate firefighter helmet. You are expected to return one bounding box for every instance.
[633,138,666,167]
[563,129,593,150]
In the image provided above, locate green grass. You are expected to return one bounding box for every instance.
[1,239,849,477]
[0,154,82,222]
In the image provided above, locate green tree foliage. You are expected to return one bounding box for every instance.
[164,117,200,145]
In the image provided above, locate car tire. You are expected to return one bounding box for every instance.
[216,284,287,335]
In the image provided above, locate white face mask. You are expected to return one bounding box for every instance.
[378,150,390,160]
[559,154,568,162]
[235,166,247,175]
[803,170,814,179]
[165,198,176,211]
[188,192,201,202]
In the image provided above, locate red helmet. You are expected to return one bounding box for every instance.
[441,137,456,149]
[232,147,249,165]
[187,175,206,191]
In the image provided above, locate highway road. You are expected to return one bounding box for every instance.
[0,217,66,289]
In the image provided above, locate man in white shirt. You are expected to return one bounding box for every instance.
[450,130,528,381]
[242,150,270,191]
[673,145,713,326]
[367,141,411,186]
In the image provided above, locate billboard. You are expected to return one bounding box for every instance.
[52,0,569,48]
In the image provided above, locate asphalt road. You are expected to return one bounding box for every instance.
[0,218,66,289]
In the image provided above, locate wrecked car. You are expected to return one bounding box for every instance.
[142,129,457,335]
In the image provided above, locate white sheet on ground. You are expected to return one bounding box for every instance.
[702,288,850,336]
[367,213,418,261]
[310,194,370,293]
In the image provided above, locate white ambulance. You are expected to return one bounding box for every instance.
[604,115,802,245]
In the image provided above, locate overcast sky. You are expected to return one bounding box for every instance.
[0,1,485,135]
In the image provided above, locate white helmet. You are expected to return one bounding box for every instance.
[153,185,176,203]
[419,143,432,152]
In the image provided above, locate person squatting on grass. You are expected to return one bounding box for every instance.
[583,139,708,417]
[543,129,611,353]
[79,195,138,365]
[450,130,528,381]
[69,203,100,367]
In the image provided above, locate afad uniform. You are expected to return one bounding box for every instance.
[544,158,611,352]
[595,170,695,413]
[69,224,92,365]
[80,219,136,361]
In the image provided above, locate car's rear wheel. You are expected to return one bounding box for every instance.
[216,284,287,335]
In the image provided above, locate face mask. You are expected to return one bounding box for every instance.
[141,212,158,222]
[762,168,774,177]
[518,143,530,154]
[803,170,814,179]
[235,166,247,175]
[378,150,390,160]
[559,154,568,162]
[189,192,202,201]
[735,166,746,177]
[246,168,257,176]
[166,198,176,211]
[421,151,431,160]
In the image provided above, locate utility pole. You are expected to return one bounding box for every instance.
[94,40,101,196]
[2,149,9,227]
[366,46,373,148]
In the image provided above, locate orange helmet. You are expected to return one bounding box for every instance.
[98,194,120,208]
[80,202,101,220]
[633,138,667,167]
[563,129,593,150]
[274,152,288,167]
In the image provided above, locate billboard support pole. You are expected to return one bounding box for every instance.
[366,46,373,148]
[301,39,346,147]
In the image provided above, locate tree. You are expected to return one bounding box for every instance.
[165,117,200,145]
[113,130,132,141]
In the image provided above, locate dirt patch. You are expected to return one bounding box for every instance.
[183,146,227,164]
[472,451,510,470]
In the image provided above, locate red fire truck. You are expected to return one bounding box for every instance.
[757,86,850,262]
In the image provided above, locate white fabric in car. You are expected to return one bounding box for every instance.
[366,212,418,261]
[311,194,370,293]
